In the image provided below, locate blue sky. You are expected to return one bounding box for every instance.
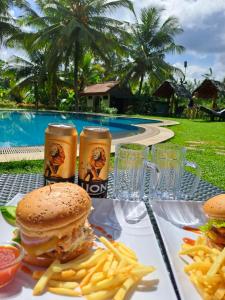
[2,0,225,82]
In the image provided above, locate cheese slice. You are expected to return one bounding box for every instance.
[22,237,58,256]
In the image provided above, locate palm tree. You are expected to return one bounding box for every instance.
[0,0,25,45]
[123,6,184,95]
[79,52,105,91]
[24,0,134,110]
[6,51,47,109]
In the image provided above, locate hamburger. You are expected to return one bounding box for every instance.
[201,194,225,249]
[16,182,94,266]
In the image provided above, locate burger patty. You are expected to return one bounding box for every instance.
[207,226,225,245]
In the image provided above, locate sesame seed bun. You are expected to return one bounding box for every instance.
[203,194,225,220]
[16,183,92,233]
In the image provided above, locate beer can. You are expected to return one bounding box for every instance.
[44,124,77,185]
[78,127,112,198]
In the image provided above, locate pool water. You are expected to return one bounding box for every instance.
[0,111,161,147]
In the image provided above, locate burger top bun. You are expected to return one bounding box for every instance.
[203,194,225,220]
[16,183,92,232]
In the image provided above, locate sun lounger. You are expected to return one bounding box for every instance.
[199,106,225,121]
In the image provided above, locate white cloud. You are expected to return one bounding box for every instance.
[133,0,225,27]
[173,61,207,81]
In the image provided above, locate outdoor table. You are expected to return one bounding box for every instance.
[0,172,224,300]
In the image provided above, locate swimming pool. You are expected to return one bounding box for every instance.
[0,111,161,147]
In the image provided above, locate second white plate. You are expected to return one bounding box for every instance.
[152,200,207,300]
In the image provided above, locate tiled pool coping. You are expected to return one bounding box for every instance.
[0,118,178,162]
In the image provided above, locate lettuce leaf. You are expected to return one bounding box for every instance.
[200,219,225,232]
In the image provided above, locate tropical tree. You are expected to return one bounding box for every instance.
[79,52,105,91]
[123,6,184,95]
[0,0,24,45]
[6,51,48,108]
[22,0,134,110]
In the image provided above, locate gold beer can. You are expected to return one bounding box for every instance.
[78,127,112,198]
[44,124,77,184]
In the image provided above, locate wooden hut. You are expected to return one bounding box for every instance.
[153,80,191,115]
[79,81,132,113]
[192,79,225,109]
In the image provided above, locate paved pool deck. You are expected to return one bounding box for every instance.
[0,119,178,162]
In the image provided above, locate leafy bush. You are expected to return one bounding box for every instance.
[100,101,118,114]
[125,96,154,115]
[58,89,74,111]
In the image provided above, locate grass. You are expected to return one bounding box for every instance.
[0,116,224,190]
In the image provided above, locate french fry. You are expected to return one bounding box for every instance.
[48,280,79,289]
[80,254,107,287]
[180,245,216,255]
[131,266,155,277]
[108,260,118,276]
[61,269,76,279]
[213,284,225,300]
[207,248,225,277]
[32,236,158,299]
[85,289,116,300]
[113,277,139,300]
[103,253,114,274]
[99,237,122,260]
[117,242,137,259]
[99,237,137,265]
[73,269,87,280]
[184,262,211,273]
[82,274,127,295]
[33,260,60,296]
[90,272,105,283]
[47,287,81,297]
[179,235,225,300]
[52,251,95,272]
[117,245,137,262]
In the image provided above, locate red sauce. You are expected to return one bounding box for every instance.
[0,246,21,288]
[21,264,32,276]
[182,226,201,234]
[91,224,113,240]
[183,238,195,246]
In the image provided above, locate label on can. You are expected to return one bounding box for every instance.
[78,140,111,198]
[44,131,77,184]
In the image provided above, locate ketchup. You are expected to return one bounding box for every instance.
[0,246,21,288]
[183,238,195,246]
[182,226,201,234]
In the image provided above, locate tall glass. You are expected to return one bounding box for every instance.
[150,144,201,200]
[113,143,159,223]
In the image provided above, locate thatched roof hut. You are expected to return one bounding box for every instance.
[193,79,225,99]
[153,80,192,99]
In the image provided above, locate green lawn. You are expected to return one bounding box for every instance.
[0,117,224,190]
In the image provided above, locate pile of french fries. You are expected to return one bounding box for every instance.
[180,236,225,300]
[32,236,158,299]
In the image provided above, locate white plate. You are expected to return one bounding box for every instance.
[0,194,177,300]
[152,200,208,300]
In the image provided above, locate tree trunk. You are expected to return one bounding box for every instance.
[34,82,39,110]
[49,74,57,108]
[138,74,144,96]
[73,40,80,111]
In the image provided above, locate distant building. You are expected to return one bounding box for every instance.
[153,80,191,115]
[79,81,132,113]
[192,79,225,109]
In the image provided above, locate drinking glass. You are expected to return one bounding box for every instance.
[150,144,201,200]
[113,143,159,223]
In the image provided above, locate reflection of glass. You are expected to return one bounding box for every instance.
[113,143,159,223]
[151,144,201,200]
